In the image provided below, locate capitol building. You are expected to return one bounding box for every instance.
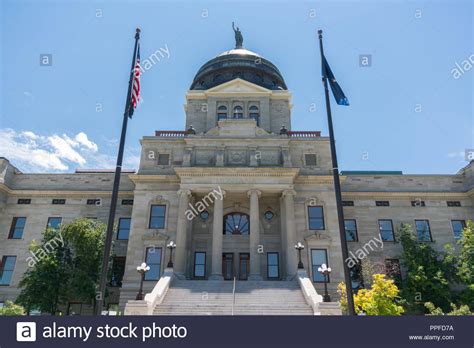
[1,33,472,315]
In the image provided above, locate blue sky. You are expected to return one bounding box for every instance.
[0,0,472,174]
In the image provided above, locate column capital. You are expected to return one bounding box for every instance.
[282,189,296,198]
[177,189,192,197]
[247,189,262,198]
[211,188,226,198]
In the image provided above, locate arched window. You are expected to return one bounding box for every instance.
[217,105,227,121]
[249,105,260,125]
[223,213,249,235]
[233,105,243,119]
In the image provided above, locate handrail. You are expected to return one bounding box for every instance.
[231,276,236,316]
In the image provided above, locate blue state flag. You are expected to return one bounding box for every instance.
[322,55,349,106]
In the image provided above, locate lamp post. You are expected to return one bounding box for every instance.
[136,262,150,300]
[167,241,176,268]
[318,263,332,302]
[294,242,305,269]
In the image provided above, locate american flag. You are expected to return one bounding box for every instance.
[129,45,141,117]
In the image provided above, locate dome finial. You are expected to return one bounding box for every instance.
[232,22,243,49]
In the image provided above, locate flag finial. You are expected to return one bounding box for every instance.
[135,28,141,39]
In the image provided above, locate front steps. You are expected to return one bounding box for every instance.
[153,279,314,315]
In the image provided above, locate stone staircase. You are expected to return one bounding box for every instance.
[153,279,314,315]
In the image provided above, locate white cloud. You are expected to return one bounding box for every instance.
[0,128,138,172]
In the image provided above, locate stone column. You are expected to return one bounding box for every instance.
[282,189,297,279]
[175,189,192,275]
[210,189,226,279]
[248,189,262,280]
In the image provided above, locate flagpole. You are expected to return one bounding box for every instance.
[317,29,356,316]
[95,27,141,315]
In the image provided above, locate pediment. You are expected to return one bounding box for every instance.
[206,78,271,95]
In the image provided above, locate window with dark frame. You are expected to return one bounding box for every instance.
[385,259,402,286]
[311,249,329,282]
[342,201,354,206]
[447,201,461,207]
[149,205,166,229]
[223,213,249,235]
[8,217,26,239]
[217,105,228,120]
[144,247,162,280]
[451,220,466,241]
[233,105,243,119]
[267,252,279,279]
[415,220,432,242]
[52,199,66,205]
[304,154,318,166]
[86,199,101,205]
[378,219,395,242]
[110,256,126,287]
[344,219,358,241]
[375,201,390,207]
[117,218,131,240]
[121,199,134,205]
[47,217,62,230]
[411,200,425,207]
[308,206,325,230]
[249,105,260,126]
[0,256,17,285]
[193,252,206,278]
[157,154,170,166]
[17,199,31,204]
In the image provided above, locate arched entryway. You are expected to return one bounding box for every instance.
[222,212,250,280]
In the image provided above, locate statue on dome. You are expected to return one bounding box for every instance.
[232,22,243,48]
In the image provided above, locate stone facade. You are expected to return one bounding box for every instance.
[0,46,473,314]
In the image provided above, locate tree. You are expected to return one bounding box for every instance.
[338,274,404,315]
[397,223,455,314]
[425,302,472,316]
[0,301,26,316]
[17,219,109,314]
[457,220,474,309]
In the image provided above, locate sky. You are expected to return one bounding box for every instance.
[0,0,472,174]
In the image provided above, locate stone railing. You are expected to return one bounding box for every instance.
[286,131,321,138]
[155,131,187,137]
[124,267,174,315]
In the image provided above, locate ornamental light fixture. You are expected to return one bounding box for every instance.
[318,263,332,302]
[136,262,150,300]
[294,242,305,269]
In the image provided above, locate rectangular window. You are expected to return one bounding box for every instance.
[308,206,325,230]
[47,217,62,229]
[52,199,66,205]
[86,198,101,205]
[193,252,206,278]
[342,201,354,207]
[311,249,329,283]
[149,205,166,229]
[0,256,17,285]
[344,219,358,241]
[378,219,395,242]
[304,154,318,166]
[451,220,466,241]
[8,217,26,239]
[447,201,461,207]
[415,220,432,242]
[110,256,126,287]
[267,252,279,279]
[121,199,134,205]
[375,201,390,207]
[385,259,402,286]
[157,154,170,166]
[17,199,31,204]
[117,218,131,240]
[411,200,425,207]
[144,247,162,280]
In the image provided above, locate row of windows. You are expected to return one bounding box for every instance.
[7,217,132,240]
[308,206,466,241]
[342,200,462,207]
[217,105,260,125]
[15,199,134,205]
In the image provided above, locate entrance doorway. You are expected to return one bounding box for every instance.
[239,253,250,280]
[222,253,234,280]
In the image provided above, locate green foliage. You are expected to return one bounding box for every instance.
[397,223,455,314]
[17,219,108,314]
[457,221,474,309]
[425,302,472,316]
[338,274,404,316]
[0,300,26,316]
